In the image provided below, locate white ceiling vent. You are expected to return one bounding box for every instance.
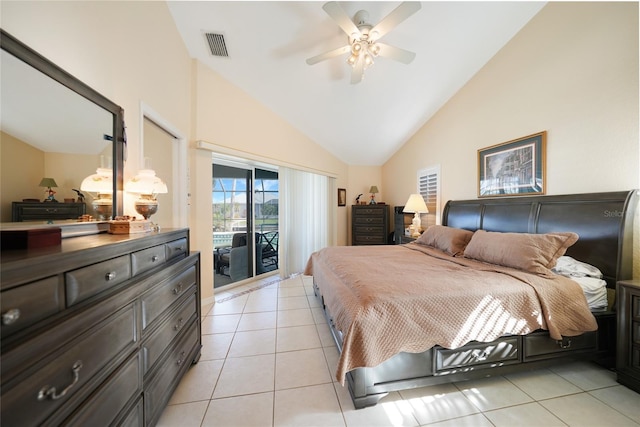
[205,33,229,57]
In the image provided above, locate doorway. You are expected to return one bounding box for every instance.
[212,161,279,288]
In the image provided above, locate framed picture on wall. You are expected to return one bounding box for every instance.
[478,131,546,197]
[338,188,346,206]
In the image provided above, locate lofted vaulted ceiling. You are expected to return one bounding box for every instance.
[167,1,546,165]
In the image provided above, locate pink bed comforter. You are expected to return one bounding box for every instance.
[304,244,597,383]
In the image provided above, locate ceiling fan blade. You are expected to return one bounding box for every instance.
[306,45,351,65]
[370,2,421,40]
[350,57,364,85]
[323,1,361,38]
[376,43,416,64]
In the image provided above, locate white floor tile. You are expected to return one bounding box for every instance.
[228,328,277,357]
[540,392,640,426]
[278,286,307,298]
[426,413,494,427]
[398,382,480,425]
[156,401,209,427]
[210,296,248,315]
[277,295,310,310]
[200,332,233,360]
[237,310,277,331]
[213,353,276,399]
[168,359,224,404]
[505,367,582,400]
[274,383,345,427]
[334,384,419,427]
[589,385,640,423]
[203,392,274,427]
[201,313,241,334]
[275,348,332,390]
[276,308,315,328]
[456,376,533,411]
[484,402,565,427]
[276,324,322,352]
[550,361,618,390]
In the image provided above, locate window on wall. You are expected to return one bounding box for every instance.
[418,165,441,227]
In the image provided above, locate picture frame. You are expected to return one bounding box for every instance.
[478,131,546,197]
[337,188,346,206]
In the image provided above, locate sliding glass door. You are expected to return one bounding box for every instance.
[212,162,278,288]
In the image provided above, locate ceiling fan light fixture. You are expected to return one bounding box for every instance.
[369,43,381,57]
[346,54,358,67]
[363,52,374,68]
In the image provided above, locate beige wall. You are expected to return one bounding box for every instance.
[383,2,640,277]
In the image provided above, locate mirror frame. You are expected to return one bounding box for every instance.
[1,29,125,218]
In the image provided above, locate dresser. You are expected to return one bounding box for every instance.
[12,201,86,222]
[351,204,389,245]
[617,279,640,393]
[0,229,201,426]
[393,206,414,244]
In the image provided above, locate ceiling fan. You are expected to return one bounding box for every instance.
[306,1,422,84]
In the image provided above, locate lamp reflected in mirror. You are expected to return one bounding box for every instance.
[39,177,58,202]
[80,166,113,220]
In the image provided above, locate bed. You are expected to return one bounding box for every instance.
[305,190,638,409]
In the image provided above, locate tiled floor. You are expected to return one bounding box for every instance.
[158,275,640,426]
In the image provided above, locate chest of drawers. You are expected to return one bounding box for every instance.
[352,204,389,245]
[0,229,201,426]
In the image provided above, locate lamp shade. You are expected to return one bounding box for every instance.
[369,186,379,194]
[39,178,58,188]
[80,168,113,193]
[125,169,168,195]
[403,194,429,213]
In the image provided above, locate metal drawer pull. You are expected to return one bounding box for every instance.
[174,246,185,252]
[2,308,21,325]
[105,271,117,281]
[471,349,491,362]
[557,338,572,349]
[176,351,186,366]
[172,283,184,295]
[151,255,159,262]
[174,318,184,331]
[37,360,83,401]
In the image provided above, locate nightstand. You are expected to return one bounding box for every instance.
[616,279,640,393]
[400,235,416,244]
[11,201,86,222]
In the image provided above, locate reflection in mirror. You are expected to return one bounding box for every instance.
[0,29,125,223]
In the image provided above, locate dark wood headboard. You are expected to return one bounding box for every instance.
[442,190,638,287]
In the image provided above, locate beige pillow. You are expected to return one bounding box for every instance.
[463,230,579,275]
[415,225,474,256]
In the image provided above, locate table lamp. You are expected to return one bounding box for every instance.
[125,169,168,221]
[369,186,379,204]
[39,178,58,202]
[403,194,429,237]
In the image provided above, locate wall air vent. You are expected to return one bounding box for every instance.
[205,33,229,57]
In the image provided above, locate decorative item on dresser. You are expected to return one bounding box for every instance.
[11,201,86,223]
[0,228,201,426]
[616,279,640,393]
[351,204,389,245]
[368,186,379,204]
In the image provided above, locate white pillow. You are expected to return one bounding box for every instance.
[552,256,603,279]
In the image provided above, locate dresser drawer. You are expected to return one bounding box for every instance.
[120,398,144,427]
[0,303,137,427]
[353,207,386,216]
[144,320,199,426]
[142,292,198,375]
[132,245,166,276]
[141,265,197,331]
[64,352,142,427]
[166,238,188,260]
[524,331,596,358]
[435,337,520,374]
[353,234,387,245]
[1,276,60,336]
[66,255,131,306]
[354,216,385,225]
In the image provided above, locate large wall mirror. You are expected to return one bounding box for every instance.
[0,29,125,222]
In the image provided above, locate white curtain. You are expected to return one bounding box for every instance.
[279,167,335,277]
